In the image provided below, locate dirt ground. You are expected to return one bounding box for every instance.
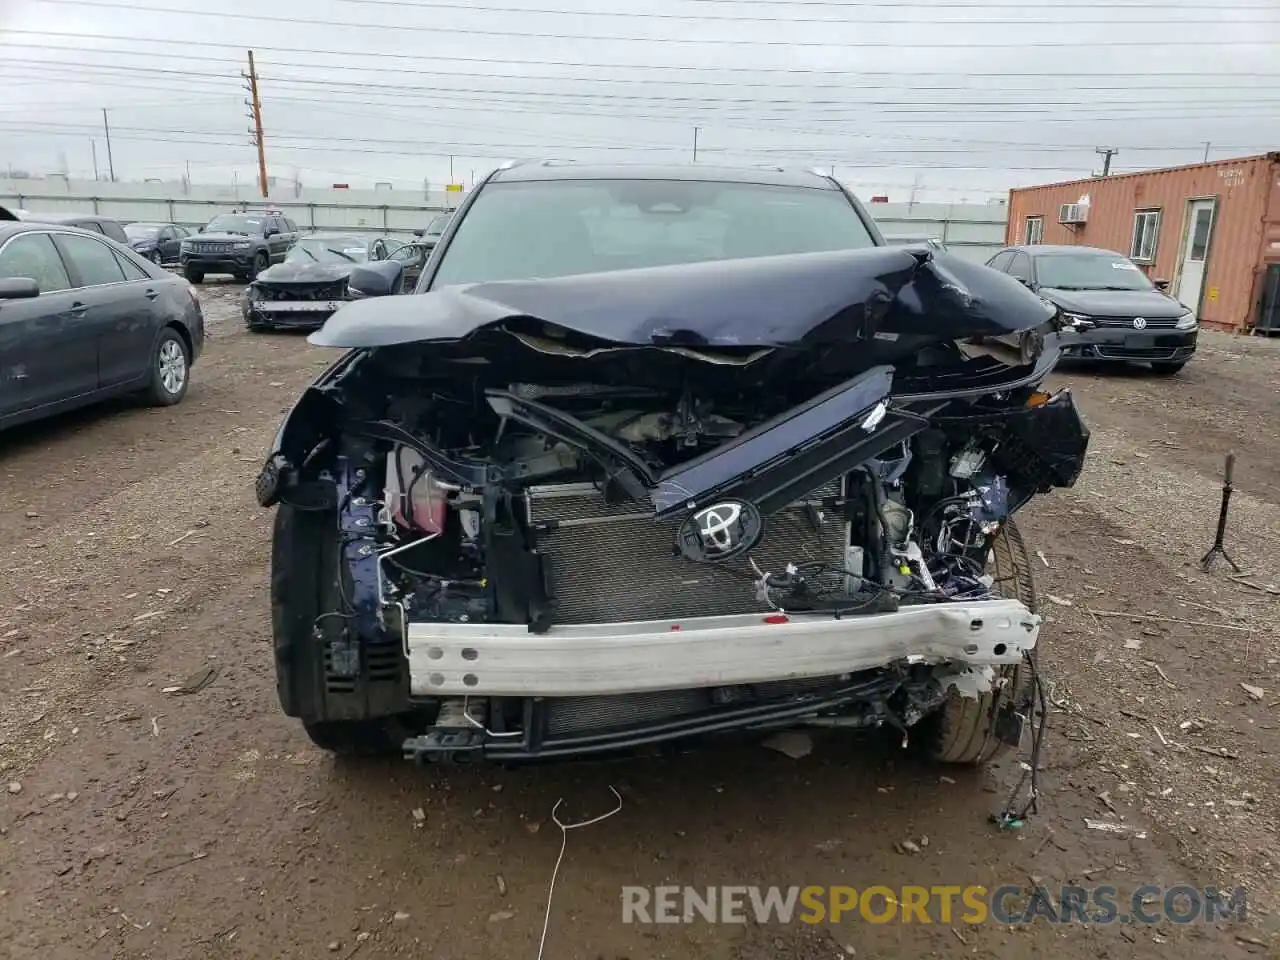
[3,285,1280,959]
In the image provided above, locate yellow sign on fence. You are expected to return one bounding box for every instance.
[445,183,464,193]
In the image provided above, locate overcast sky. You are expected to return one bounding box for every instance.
[1,0,1277,201]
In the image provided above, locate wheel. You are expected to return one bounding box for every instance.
[1019,330,1042,365]
[916,520,1037,765]
[183,266,204,284]
[250,252,268,279]
[149,249,163,265]
[145,328,190,406]
[271,504,410,756]
[1150,361,1186,376]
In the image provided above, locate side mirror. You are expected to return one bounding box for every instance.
[1154,278,1170,292]
[348,260,403,298]
[0,277,40,300]
[1014,276,1036,290]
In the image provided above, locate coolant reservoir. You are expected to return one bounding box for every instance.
[385,447,447,534]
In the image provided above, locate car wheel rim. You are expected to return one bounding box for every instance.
[158,340,187,395]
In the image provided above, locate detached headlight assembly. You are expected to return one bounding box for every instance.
[1059,311,1094,331]
[1175,311,1198,330]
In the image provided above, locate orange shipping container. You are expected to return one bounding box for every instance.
[1006,153,1280,332]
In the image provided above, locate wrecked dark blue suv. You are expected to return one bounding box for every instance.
[256,162,1089,768]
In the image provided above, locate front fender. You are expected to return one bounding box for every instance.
[255,348,366,507]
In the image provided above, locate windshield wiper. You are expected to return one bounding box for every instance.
[324,248,357,263]
[297,246,319,262]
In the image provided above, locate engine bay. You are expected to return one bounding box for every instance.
[292,346,1085,641]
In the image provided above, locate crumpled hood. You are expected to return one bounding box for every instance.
[1041,287,1188,318]
[308,246,1056,350]
[255,261,354,285]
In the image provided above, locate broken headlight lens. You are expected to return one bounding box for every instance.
[1175,311,1198,330]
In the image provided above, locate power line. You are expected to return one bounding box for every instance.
[6,38,1280,80]
[27,0,1271,25]
[3,64,1274,113]
[679,0,1271,6]
[0,125,1102,170]
[12,8,1279,47]
[5,54,1277,94]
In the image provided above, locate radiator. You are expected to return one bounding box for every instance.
[525,481,847,624]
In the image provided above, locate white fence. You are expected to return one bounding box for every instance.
[0,177,1009,262]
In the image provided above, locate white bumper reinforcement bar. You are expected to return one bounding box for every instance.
[405,599,1041,698]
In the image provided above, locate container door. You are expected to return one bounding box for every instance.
[1176,199,1216,316]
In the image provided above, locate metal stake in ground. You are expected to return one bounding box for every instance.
[1200,451,1241,573]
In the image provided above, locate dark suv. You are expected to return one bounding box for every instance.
[180,210,298,283]
[16,212,128,244]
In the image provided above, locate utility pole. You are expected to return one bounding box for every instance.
[1203,141,1211,162]
[91,138,99,181]
[692,126,699,163]
[1095,146,1118,176]
[101,109,115,182]
[245,50,269,198]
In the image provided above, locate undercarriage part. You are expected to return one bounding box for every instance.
[402,698,486,762]
[403,673,903,763]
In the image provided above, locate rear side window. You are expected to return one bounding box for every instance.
[987,251,1014,272]
[0,232,72,292]
[56,234,127,286]
[113,250,149,280]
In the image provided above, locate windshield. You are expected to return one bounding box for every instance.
[125,224,161,239]
[1036,253,1154,291]
[425,216,449,237]
[430,179,877,287]
[285,237,370,264]
[204,214,264,235]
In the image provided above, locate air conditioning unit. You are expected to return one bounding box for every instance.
[1059,202,1089,225]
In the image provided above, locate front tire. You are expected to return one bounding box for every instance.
[145,328,190,406]
[271,504,409,756]
[183,266,204,284]
[149,249,163,265]
[917,520,1037,765]
[250,253,268,280]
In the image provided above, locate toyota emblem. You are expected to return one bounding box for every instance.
[1132,316,1148,329]
[675,500,764,563]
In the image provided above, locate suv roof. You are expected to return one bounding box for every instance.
[20,212,120,224]
[1005,244,1122,257]
[489,161,841,190]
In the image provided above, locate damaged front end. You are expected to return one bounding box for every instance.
[260,245,1089,762]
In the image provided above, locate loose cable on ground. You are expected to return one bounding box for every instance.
[537,786,624,960]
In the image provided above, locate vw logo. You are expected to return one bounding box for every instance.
[1132,316,1148,330]
[675,499,764,563]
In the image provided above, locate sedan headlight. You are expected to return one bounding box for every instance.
[233,240,253,250]
[1175,311,1198,330]
[1058,311,1095,331]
